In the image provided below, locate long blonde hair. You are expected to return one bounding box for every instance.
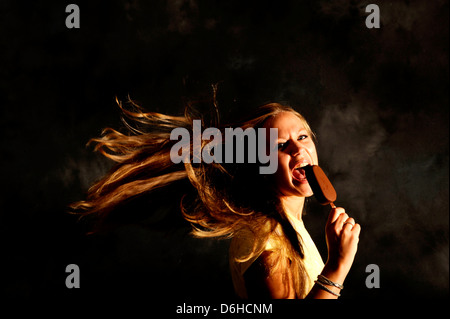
[71,97,316,298]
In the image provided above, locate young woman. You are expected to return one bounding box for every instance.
[228,108,360,299]
[71,99,360,299]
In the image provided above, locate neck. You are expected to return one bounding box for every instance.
[279,196,305,220]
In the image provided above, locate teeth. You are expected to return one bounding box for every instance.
[295,163,308,169]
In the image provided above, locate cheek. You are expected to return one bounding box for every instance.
[312,150,319,164]
[307,144,318,164]
[274,154,291,182]
[277,153,290,171]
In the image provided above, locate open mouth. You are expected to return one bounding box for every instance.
[292,162,309,182]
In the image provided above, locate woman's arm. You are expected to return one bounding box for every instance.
[245,207,360,299]
[306,207,361,299]
[245,253,346,299]
[244,251,296,299]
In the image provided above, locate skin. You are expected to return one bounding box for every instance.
[244,111,361,299]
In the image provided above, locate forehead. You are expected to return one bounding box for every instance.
[265,111,306,133]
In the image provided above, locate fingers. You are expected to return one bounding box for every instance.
[342,217,355,229]
[326,206,345,225]
[335,210,349,230]
[327,207,360,234]
[325,207,361,273]
[350,223,361,236]
[342,217,361,240]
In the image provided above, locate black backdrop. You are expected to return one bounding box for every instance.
[0,0,448,308]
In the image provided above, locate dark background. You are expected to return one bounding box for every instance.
[0,0,448,307]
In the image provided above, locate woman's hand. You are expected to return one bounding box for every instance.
[306,206,361,299]
[324,207,361,277]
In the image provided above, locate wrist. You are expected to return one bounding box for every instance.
[321,261,349,285]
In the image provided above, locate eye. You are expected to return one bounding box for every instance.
[278,141,288,150]
[278,134,308,150]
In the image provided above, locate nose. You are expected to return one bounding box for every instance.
[290,140,306,157]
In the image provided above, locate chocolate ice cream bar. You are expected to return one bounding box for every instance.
[303,165,337,207]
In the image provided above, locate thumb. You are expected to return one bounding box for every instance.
[326,207,340,225]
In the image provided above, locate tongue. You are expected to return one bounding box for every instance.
[293,168,306,181]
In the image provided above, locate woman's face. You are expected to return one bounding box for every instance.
[265,111,318,199]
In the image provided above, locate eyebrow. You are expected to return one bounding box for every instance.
[277,128,308,141]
